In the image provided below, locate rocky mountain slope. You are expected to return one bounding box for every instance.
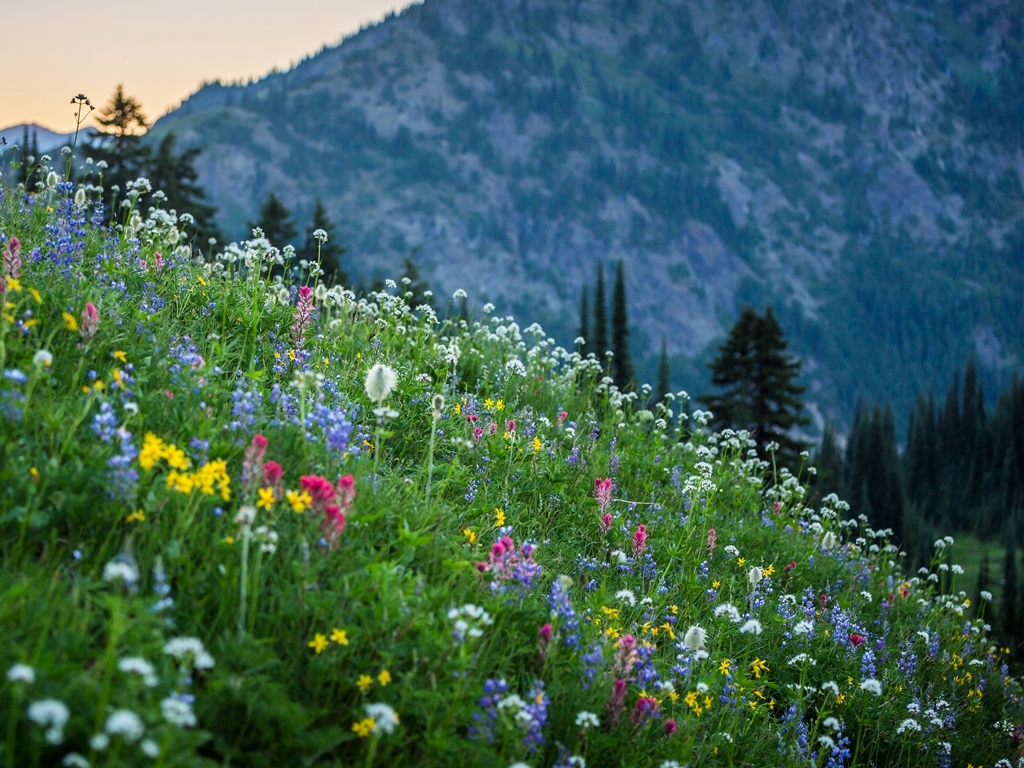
[152,0,1024,426]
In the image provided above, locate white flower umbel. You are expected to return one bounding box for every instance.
[32,349,53,368]
[615,589,637,607]
[163,637,215,671]
[896,718,921,734]
[575,710,600,728]
[448,604,494,644]
[161,695,197,728]
[7,663,35,684]
[365,702,399,734]
[105,709,145,743]
[62,753,90,767]
[141,739,160,758]
[118,657,158,687]
[713,603,742,623]
[28,699,69,744]
[103,559,139,586]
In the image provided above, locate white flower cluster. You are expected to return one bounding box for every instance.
[448,604,493,644]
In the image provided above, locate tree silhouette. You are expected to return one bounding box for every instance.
[592,263,608,365]
[300,199,348,287]
[610,260,634,391]
[89,84,151,213]
[148,132,221,247]
[703,305,809,466]
[249,192,298,248]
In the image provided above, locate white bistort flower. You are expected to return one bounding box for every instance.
[793,620,814,636]
[61,753,90,767]
[103,559,139,585]
[896,718,921,734]
[615,589,637,607]
[141,739,160,758]
[713,603,742,623]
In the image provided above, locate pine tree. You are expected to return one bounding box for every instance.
[148,132,221,247]
[592,263,608,363]
[88,85,151,213]
[578,287,589,350]
[703,305,809,466]
[300,199,348,286]
[610,260,634,391]
[249,192,298,248]
[655,338,670,405]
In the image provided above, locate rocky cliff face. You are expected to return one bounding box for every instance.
[152,0,1024,425]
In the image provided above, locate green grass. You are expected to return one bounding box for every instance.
[0,174,1021,767]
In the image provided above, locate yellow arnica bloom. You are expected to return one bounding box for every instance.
[256,487,275,510]
[286,489,312,513]
[495,508,505,527]
[112,350,127,362]
[751,658,769,679]
[352,718,375,738]
[29,288,41,304]
[357,674,373,693]
[5,277,21,292]
[125,510,145,523]
[330,628,349,646]
[62,311,78,332]
[378,669,391,686]
[308,634,329,654]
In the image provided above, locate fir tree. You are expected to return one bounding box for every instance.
[655,338,670,405]
[249,192,298,249]
[88,85,151,213]
[703,305,809,466]
[610,260,634,391]
[578,287,589,350]
[592,263,608,363]
[300,199,348,287]
[148,132,221,247]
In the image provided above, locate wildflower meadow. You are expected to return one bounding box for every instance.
[1,164,1022,768]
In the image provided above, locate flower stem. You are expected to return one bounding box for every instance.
[425,415,438,505]
[238,528,251,637]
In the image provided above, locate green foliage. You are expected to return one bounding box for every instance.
[249,192,298,249]
[0,174,1021,767]
[299,200,348,288]
[703,306,809,467]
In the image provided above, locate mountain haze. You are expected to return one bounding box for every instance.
[151,0,1024,426]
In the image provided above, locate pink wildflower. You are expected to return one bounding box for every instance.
[558,410,568,423]
[606,678,627,724]
[336,474,356,510]
[261,460,283,489]
[472,426,484,441]
[2,236,21,278]
[487,423,498,436]
[300,475,336,510]
[610,634,638,679]
[600,513,613,533]
[664,719,677,736]
[630,696,659,728]
[290,285,315,348]
[593,477,613,513]
[632,524,648,557]
[784,560,797,573]
[849,633,864,647]
[506,419,516,433]
[242,434,268,487]
[80,302,100,342]
[466,413,479,422]
[706,527,717,553]
[538,623,553,643]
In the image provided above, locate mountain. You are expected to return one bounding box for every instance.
[0,124,98,153]
[150,0,1024,427]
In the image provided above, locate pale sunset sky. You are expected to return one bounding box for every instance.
[0,0,419,132]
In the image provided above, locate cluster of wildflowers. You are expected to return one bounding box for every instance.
[475,535,543,593]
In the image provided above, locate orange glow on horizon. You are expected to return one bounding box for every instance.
[0,0,419,132]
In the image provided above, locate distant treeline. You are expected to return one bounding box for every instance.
[814,358,1024,563]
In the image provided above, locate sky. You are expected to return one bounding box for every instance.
[0,0,419,133]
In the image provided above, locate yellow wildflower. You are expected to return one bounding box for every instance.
[286,489,312,513]
[378,669,391,686]
[357,674,373,693]
[29,467,39,482]
[737,557,746,567]
[112,350,127,362]
[223,536,235,545]
[29,288,41,304]
[495,399,504,411]
[660,622,676,640]
[331,628,349,646]
[5,277,21,292]
[751,658,768,679]
[453,402,462,415]
[256,487,275,510]
[763,564,775,577]
[712,580,720,589]
[605,626,621,640]
[62,311,78,331]
[483,398,494,409]
[125,510,146,523]
[495,508,505,527]
[719,659,731,676]
[352,718,375,738]
[463,528,476,545]
[532,436,542,452]
[308,633,329,654]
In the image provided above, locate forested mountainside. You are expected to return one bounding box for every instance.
[152,0,1024,426]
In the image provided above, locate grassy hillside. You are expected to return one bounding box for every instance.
[0,178,1021,766]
